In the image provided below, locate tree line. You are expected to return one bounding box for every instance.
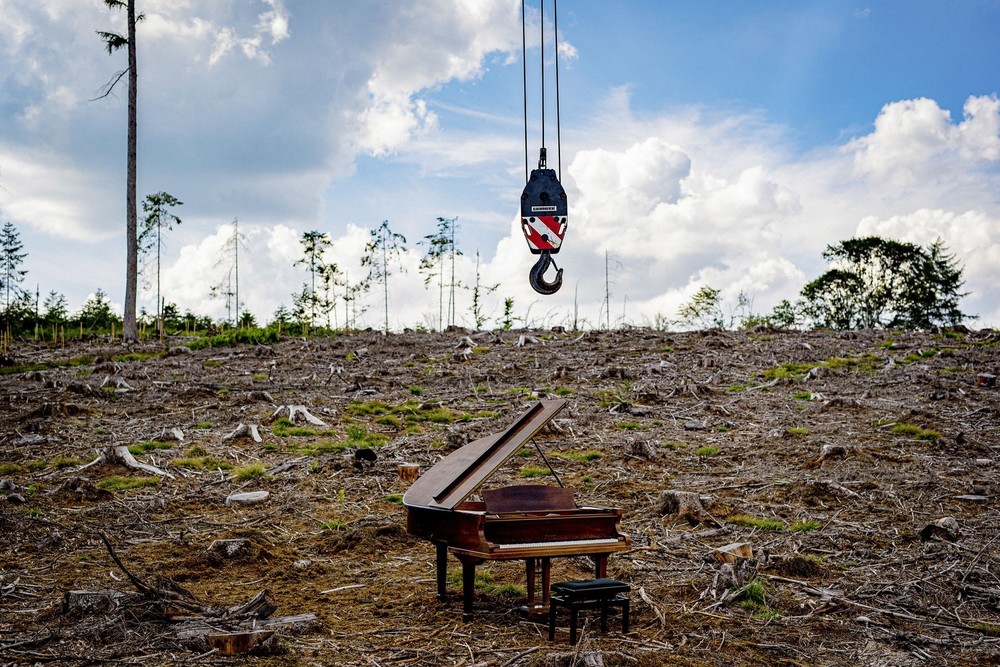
[0,202,974,345]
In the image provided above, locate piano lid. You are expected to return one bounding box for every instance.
[402,399,567,510]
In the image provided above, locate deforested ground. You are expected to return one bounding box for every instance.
[1,326,998,666]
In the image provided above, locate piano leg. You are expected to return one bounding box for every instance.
[594,554,609,579]
[435,542,448,601]
[456,555,482,621]
[522,557,552,617]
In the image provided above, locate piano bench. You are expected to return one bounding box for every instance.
[547,578,630,645]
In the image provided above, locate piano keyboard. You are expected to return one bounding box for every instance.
[496,537,621,550]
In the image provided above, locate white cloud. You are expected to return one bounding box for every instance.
[353,0,524,155]
[847,95,1000,186]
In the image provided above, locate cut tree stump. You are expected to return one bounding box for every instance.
[153,427,184,443]
[208,539,253,560]
[223,423,263,443]
[271,405,327,426]
[79,445,175,479]
[712,542,754,564]
[398,463,420,483]
[656,490,717,525]
[919,516,961,542]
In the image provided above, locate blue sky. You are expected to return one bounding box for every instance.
[1,0,999,330]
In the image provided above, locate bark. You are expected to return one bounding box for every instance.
[122,0,139,343]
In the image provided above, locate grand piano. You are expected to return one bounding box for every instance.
[403,399,630,619]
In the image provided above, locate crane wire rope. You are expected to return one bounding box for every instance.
[522,0,562,180]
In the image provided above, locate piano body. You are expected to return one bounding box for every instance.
[403,399,630,619]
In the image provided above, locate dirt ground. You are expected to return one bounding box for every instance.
[1,327,998,666]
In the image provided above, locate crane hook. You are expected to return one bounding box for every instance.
[529,250,563,295]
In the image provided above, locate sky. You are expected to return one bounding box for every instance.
[1,0,999,331]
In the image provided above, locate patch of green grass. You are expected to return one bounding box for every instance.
[420,406,460,423]
[97,475,160,491]
[408,385,423,396]
[272,417,319,437]
[194,423,212,430]
[900,348,940,364]
[519,466,551,478]
[232,462,268,481]
[173,456,233,470]
[764,353,882,382]
[553,450,604,463]
[662,442,687,450]
[727,384,747,393]
[617,421,644,430]
[252,373,268,381]
[695,446,720,457]
[792,391,813,401]
[553,387,575,397]
[790,520,822,532]
[516,447,533,458]
[726,514,786,531]
[595,383,632,409]
[786,427,810,437]
[203,359,222,368]
[446,570,526,597]
[384,494,403,505]
[321,519,348,531]
[0,354,97,376]
[763,362,815,381]
[373,415,403,429]
[714,424,731,433]
[24,460,47,472]
[0,463,23,475]
[340,425,389,449]
[972,622,1000,637]
[52,457,84,469]
[741,577,768,607]
[739,578,782,619]
[128,441,175,455]
[346,400,391,416]
[184,445,207,457]
[186,327,280,350]
[889,422,941,440]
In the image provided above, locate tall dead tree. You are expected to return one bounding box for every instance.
[97,0,141,344]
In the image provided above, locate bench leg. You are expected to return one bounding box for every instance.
[548,602,557,641]
[569,606,579,645]
[622,597,630,634]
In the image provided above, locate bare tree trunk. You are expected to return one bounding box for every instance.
[122,0,139,344]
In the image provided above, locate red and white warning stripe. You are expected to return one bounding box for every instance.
[521,215,566,252]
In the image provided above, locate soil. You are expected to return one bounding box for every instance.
[1,327,998,666]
